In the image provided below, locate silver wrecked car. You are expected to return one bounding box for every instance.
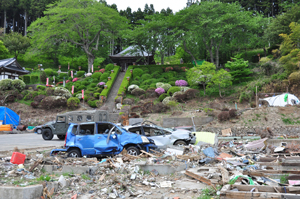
[123,121,196,148]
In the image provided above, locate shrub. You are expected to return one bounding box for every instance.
[99,69,105,73]
[67,97,80,109]
[23,75,31,84]
[131,88,146,96]
[100,73,109,81]
[289,71,300,85]
[167,86,181,96]
[175,80,188,87]
[11,79,25,91]
[141,74,151,80]
[85,73,92,77]
[34,95,46,102]
[133,68,143,79]
[165,67,173,72]
[155,87,165,95]
[0,79,13,90]
[76,71,86,77]
[40,71,47,83]
[72,78,79,82]
[44,68,53,76]
[91,72,102,80]
[68,69,75,76]
[59,73,68,79]
[151,71,161,78]
[161,83,172,92]
[168,81,175,86]
[41,96,67,109]
[156,82,164,88]
[185,89,199,99]
[31,101,39,108]
[94,92,101,98]
[128,84,139,92]
[87,100,98,108]
[46,88,54,96]
[53,87,72,98]
[159,93,168,101]
[153,102,169,113]
[173,93,187,102]
[117,66,133,96]
[105,63,114,71]
[162,96,173,105]
[37,85,46,90]
[229,109,237,118]
[218,111,230,122]
[97,82,106,87]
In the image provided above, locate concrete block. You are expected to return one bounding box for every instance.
[163,117,213,128]
[47,181,59,193]
[136,163,188,175]
[129,118,143,125]
[43,165,54,173]
[58,165,97,175]
[0,185,43,199]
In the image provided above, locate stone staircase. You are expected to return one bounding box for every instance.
[104,71,126,113]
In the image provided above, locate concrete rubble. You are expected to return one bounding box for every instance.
[2,130,300,198]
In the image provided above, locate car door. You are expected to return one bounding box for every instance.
[94,123,121,154]
[75,123,95,155]
[55,116,67,134]
[142,126,171,147]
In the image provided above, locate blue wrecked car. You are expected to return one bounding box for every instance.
[51,122,157,157]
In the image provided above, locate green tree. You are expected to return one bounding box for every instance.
[176,1,253,67]
[211,69,232,98]
[225,54,253,84]
[0,0,14,35]
[28,0,128,73]
[0,40,9,59]
[278,22,300,75]
[2,32,30,60]
[187,61,216,95]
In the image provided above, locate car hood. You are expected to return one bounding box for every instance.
[172,129,192,138]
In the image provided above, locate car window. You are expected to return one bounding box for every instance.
[164,130,172,135]
[97,123,114,134]
[128,127,142,135]
[68,116,73,122]
[57,116,65,123]
[72,125,78,135]
[114,128,122,135]
[86,115,93,122]
[77,115,82,122]
[79,124,94,135]
[143,127,152,136]
[150,128,165,136]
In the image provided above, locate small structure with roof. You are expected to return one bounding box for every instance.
[109,46,155,71]
[0,58,29,80]
[259,93,300,107]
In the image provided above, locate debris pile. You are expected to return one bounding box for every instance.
[2,132,300,198]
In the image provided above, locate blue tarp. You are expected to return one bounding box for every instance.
[0,107,19,127]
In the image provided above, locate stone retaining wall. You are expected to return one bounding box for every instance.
[201,126,300,136]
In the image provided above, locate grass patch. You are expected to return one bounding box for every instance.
[81,174,90,180]
[17,99,33,106]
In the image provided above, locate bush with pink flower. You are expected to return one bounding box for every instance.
[97,82,106,87]
[155,87,165,95]
[99,69,105,73]
[66,80,70,83]
[72,78,79,82]
[165,67,173,72]
[175,80,188,87]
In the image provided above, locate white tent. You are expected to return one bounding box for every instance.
[259,93,300,107]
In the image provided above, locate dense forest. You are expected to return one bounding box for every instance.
[0,0,300,72]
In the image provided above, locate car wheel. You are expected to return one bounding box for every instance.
[57,135,65,140]
[68,149,81,158]
[36,129,42,134]
[174,140,187,146]
[126,146,140,156]
[42,129,54,140]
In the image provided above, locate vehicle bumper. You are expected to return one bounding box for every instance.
[190,136,196,144]
[50,148,67,156]
[141,143,157,152]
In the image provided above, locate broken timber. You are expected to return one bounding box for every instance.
[220,184,300,199]
[185,170,217,191]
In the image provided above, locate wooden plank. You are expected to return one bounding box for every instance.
[243,171,269,177]
[140,150,155,157]
[220,191,300,199]
[232,185,280,192]
[218,166,229,184]
[185,170,217,191]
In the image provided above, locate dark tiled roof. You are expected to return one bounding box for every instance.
[0,58,30,74]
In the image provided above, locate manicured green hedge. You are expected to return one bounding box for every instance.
[116,66,133,98]
[23,75,31,84]
[132,64,194,72]
[100,66,120,97]
[31,75,39,83]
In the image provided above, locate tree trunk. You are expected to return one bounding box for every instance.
[183,40,197,65]
[202,83,206,96]
[24,10,27,36]
[160,50,164,65]
[3,10,6,35]
[215,38,223,68]
[87,55,95,73]
[12,18,15,32]
[209,39,214,64]
[219,84,223,98]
